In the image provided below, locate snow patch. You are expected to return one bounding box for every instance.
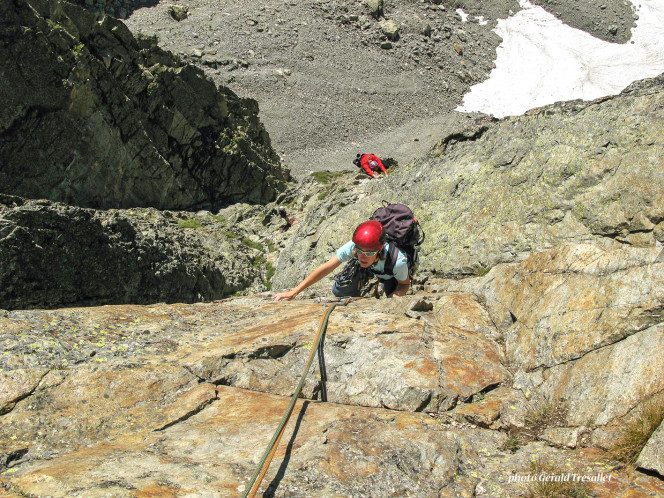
[457,0,664,117]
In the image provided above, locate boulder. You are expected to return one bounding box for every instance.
[637,420,664,476]
[379,19,400,41]
[168,5,188,21]
[364,0,383,20]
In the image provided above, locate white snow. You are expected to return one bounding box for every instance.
[457,0,664,118]
[457,8,489,26]
[456,9,470,23]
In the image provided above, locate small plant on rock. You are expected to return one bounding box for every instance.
[473,266,492,277]
[526,458,592,498]
[242,237,263,251]
[501,432,521,453]
[310,170,346,184]
[176,218,203,229]
[221,230,239,239]
[501,398,568,448]
[525,399,567,433]
[608,396,664,466]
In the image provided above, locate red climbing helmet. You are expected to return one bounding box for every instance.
[352,220,385,251]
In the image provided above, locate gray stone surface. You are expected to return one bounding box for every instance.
[124,0,636,177]
[637,420,664,476]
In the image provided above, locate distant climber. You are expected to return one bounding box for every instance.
[272,219,410,301]
[354,153,388,178]
[278,206,295,232]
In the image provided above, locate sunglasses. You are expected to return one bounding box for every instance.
[354,248,379,257]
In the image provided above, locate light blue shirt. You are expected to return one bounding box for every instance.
[336,241,409,281]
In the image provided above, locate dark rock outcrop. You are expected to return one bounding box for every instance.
[0,194,272,309]
[68,0,155,20]
[0,0,290,210]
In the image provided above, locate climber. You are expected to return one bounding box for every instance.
[278,206,295,232]
[354,153,388,178]
[272,220,410,301]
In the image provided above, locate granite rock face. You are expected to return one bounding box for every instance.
[0,4,663,491]
[433,243,664,429]
[638,420,664,476]
[0,0,290,210]
[1,284,663,496]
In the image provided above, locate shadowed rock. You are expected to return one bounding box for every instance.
[0,0,290,210]
[0,195,265,309]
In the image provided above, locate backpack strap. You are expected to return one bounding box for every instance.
[382,243,399,277]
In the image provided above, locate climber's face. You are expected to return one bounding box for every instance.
[354,246,382,267]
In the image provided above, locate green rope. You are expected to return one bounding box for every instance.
[242,298,351,497]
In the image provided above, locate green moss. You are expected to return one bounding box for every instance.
[266,240,277,253]
[265,261,276,283]
[474,266,492,277]
[501,433,521,453]
[242,238,263,251]
[211,214,227,224]
[46,19,64,30]
[221,230,239,239]
[310,170,345,184]
[72,43,85,57]
[176,218,204,229]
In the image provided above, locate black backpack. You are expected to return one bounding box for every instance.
[370,201,425,277]
[352,153,364,168]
